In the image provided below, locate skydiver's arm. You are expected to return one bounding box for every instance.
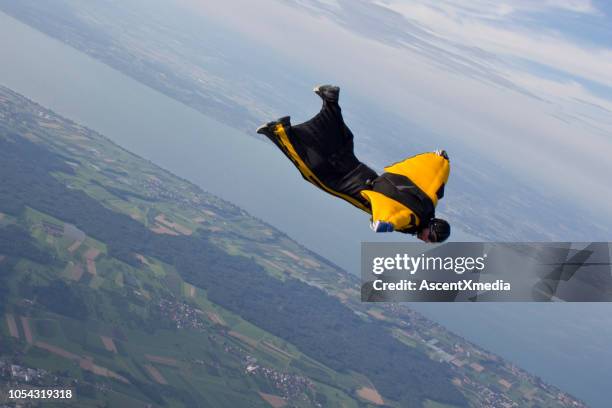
[361,190,417,233]
[371,220,394,233]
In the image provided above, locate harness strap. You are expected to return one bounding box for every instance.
[371,172,435,232]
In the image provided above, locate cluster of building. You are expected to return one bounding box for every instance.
[375,304,589,407]
[244,356,312,400]
[441,336,588,407]
[137,176,178,202]
[130,173,207,210]
[211,334,316,405]
[40,221,64,237]
[0,360,47,385]
[458,376,519,408]
[157,299,205,330]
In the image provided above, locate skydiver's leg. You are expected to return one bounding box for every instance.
[256,85,351,152]
[291,86,354,156]
[256,116,291,151]
[254,86,375,211]
[255,85,357,175]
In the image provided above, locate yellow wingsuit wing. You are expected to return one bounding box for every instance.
[384,152,450,206]
[360,152,450,230]
[360,190,419,228]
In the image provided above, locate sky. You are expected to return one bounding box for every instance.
[184,0,612,223]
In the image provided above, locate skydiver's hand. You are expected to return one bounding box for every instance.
[371,220,394,233]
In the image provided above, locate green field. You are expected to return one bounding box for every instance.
[0,86,586,408]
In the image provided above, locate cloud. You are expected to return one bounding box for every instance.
[541,0,598,14]
[377,0,612,88]
[183,0,612,221]
[403,0,600,19]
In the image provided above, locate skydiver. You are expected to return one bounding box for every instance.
[256,85,451,243]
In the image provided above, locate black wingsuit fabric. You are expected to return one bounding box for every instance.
[266,100,378,212]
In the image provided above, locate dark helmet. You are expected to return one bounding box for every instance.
[428,218,451,243]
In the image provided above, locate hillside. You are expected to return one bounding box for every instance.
[0,86,586,408]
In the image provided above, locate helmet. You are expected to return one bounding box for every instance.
[428,218,451,243]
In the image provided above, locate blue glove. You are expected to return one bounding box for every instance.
[371,220,394,233]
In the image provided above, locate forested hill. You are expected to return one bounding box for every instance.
[0,86,586,408]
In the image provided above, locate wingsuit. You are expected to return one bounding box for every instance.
[256,85,451,242]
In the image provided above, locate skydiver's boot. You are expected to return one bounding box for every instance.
[256,116,291,140]
[256,121,276,139]
[313,84,340,103]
